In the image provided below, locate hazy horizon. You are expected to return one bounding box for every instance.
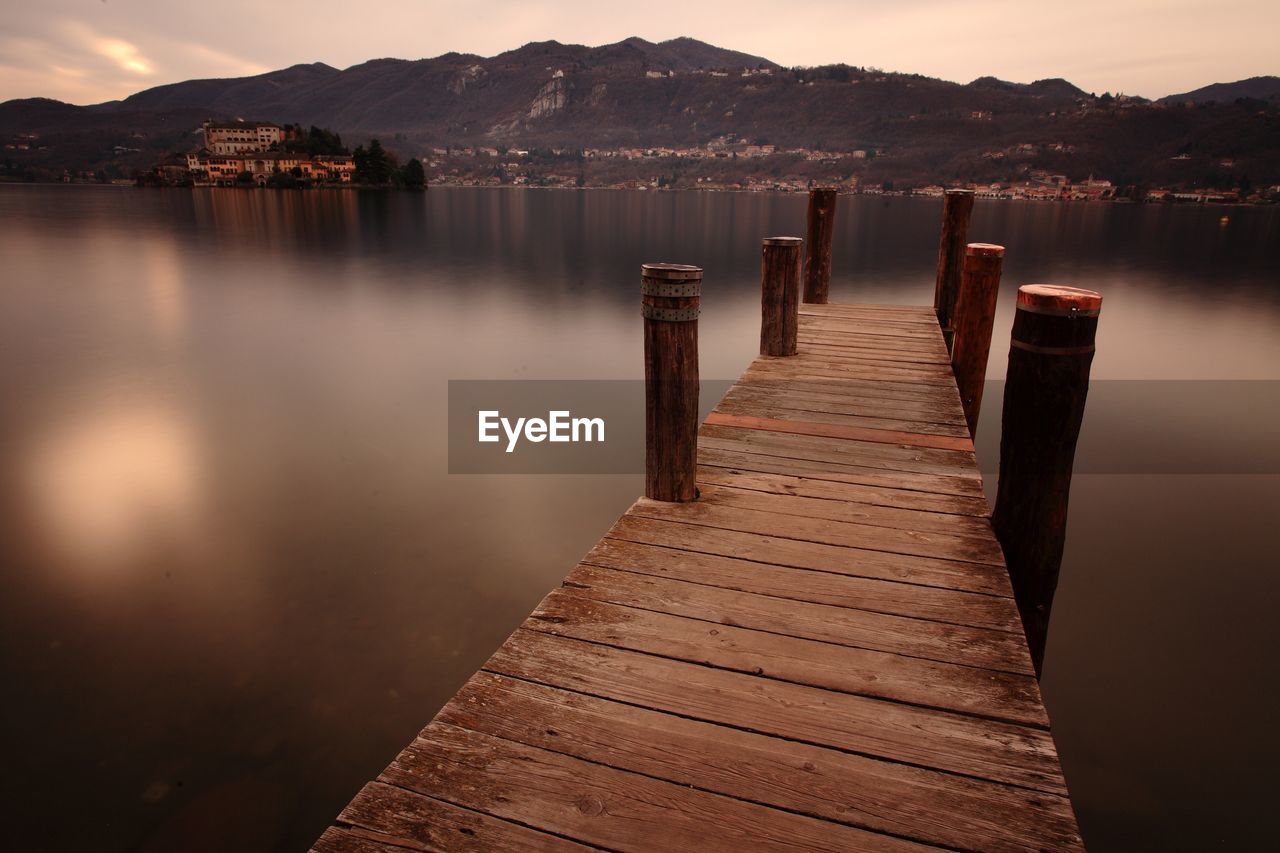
[1,0,1276,106]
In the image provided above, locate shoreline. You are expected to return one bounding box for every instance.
[0,180,1270,206]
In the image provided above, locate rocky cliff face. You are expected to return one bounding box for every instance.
[528,75,568,119]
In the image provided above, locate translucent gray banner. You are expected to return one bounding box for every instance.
[447,380,1280,475]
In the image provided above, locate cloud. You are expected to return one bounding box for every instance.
[93,37,153,75]
[181,43,268,78]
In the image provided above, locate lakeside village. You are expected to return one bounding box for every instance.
[111,119,1274,203]
[422,137,1273,203]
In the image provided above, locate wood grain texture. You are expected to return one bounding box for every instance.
[386,722,938,851]
[950,243,1004,436]
[696,450,993,514]
[485,630,1069,795]
[802,188,837,304]
[760,237,803,356]
[992,286,1101,675]
[933,189,975,349]
[321,300,1079,851]
[610,510,1014,599]
[562,561,1033,674]
[643,263,700,502]
[334,782,591,852]
[527,588,1047,725]
[439,673,1083,852]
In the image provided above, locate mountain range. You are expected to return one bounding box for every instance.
[2,37,1277,189]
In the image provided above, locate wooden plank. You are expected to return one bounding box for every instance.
[385,722,938,852]
[724,383,967,425]
[797,325,948,345]
[799,301,935,317]
[755,347,957,380]
[793,345,957,368]
[313,825,425,852]
[530,586,1045,724]
[798,316,945,339]
[782,354,955,380]
[744,360,958,386]
[697,451,992,514]
[798,324,946,340]
[699,424,981,482]
[714,398,971,439]
[799,315,942,332]
[738,368,958,404]
[585,538,1022,634]
[440,674,1083,852]
[336,782,589,852]
[792,341,952,365]
[606,514,1018,605]
[631,497,1006,568]
[695,481,992,536]
[800,302,937,317]
[484,630,1070,795]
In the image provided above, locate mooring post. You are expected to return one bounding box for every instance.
[760,237,803,356]
[933,188,975,351]
[950,243,1005,436]
[802,188,837,304]
[642,263,702,502]
[991,284,1102,676]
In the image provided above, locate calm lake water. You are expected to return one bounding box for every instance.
[1,185,1277,851]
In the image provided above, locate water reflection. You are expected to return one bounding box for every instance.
[26,398,204,573]
[0,185,1277,851]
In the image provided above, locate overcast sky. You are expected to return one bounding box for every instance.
[1,0,1275,105]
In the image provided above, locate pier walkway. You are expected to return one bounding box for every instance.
[317,301,1082,851]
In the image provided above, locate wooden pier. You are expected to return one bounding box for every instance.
[317,298,1084,850]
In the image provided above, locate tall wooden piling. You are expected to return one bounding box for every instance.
[933,189,975,351]
[760,237,803,356]
[642,263,702,502]
[802,188,837,304]
[992,284,1102,676]
[950,243,1005,436]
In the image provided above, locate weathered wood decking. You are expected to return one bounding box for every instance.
[317,302,1082,851]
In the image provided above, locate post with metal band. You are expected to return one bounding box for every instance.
[992,284,1103,677]
[642,263,702,502]
[760,237,803,357]
[933,188,975,351]
[950,243,1005,436]
[802,188,837,304]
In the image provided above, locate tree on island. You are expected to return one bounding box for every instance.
[353,139,396,185]
[283,124,349,157]
[402,158,426,189]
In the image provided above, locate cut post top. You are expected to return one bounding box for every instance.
[642,263,703,280]
[1017,284,1102,316]
[763,236,803,246]
[966,242,1005,257]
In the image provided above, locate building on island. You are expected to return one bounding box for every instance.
[202,121,286,154]
[183,150,355,185]
[155,119,356,185]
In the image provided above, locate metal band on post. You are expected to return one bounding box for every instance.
[642,263,702,502]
